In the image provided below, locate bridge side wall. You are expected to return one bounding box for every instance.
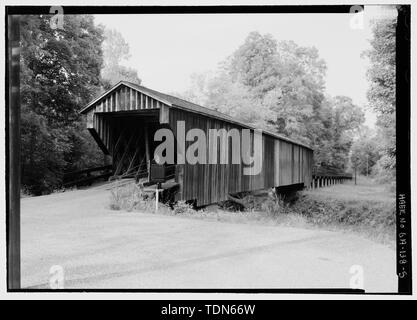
[169,108,313,206]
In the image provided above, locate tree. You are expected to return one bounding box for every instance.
[20,14,106,194]
[181,31,364,171]
[362,17,396,175]
[21,15,104,124]
[226,33,327,143]
[350,131,380,176]
[182,32,329,143]
[314,96,365,171]
[228,32,280,93]
[101,28,141,89]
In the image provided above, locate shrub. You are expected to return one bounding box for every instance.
[109,182,197,216]
[290,192,396,243]
[109,182,143,211]
[172,201,195,215]
[372,155,396,191]
[261,191,289,217]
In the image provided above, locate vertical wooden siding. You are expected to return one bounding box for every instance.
[168,108,313,206]
[90,84,168,114]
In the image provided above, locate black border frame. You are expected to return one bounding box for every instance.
[5,4,411,295]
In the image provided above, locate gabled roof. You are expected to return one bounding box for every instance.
[79,81,173,114]
[80,80,313,150]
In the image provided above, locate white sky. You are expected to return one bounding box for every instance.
[94,5,397,128]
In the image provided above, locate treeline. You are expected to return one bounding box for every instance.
[350,17,396,185]
[20,15,140,195]
[178,31,365,172]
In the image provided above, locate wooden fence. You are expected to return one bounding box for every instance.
[63,165,113,187]
[310,166,352,189]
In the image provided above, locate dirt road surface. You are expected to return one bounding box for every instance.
[21,185,397,292]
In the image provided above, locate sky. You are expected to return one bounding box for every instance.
[94,5,397,128]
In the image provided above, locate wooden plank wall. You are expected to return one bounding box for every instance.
[85,83,169,155]
[274,140,280,186]
[89,84,168,113]
[92,114,112,154]
[279,141,292,186]
[168,108,313,206]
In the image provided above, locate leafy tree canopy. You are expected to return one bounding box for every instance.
[179,31,364,171]
[362,18,396,174]
[20,14,106,194]
[100,28,141,89]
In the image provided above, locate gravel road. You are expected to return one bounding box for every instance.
[21,184,397,292]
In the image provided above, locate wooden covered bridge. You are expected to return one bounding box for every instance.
[80,81,349,206]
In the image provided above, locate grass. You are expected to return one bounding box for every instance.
[109,176,396,246]
[306,176,394,203]
[109,181,196,215]
[290,178,395,245]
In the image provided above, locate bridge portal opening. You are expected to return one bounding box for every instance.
[88,110,169,181]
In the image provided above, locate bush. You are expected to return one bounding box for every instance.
[372,155,396,191]
[261,191,290,217]
[173,201,195,215]
[290,192,396,242]
[109,182,196,216]
[109,182,145,211]
[108,182,395,245]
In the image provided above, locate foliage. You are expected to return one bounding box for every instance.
[109,182,146,211]
[20,14,106,194]
[109,183,193,215]
[350,130,380,176]
[346,17,398,183]
[362,18,396,177]
[372,154,396,188]
[20,16,144,195]
[314,96,364,170]
[292,187,395,244]
[260,192,290,217]
[100,28,141,89]
[109,181,395,245]
[172,201,195,215]
[180,31,364,171]
[294,194,395,230]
